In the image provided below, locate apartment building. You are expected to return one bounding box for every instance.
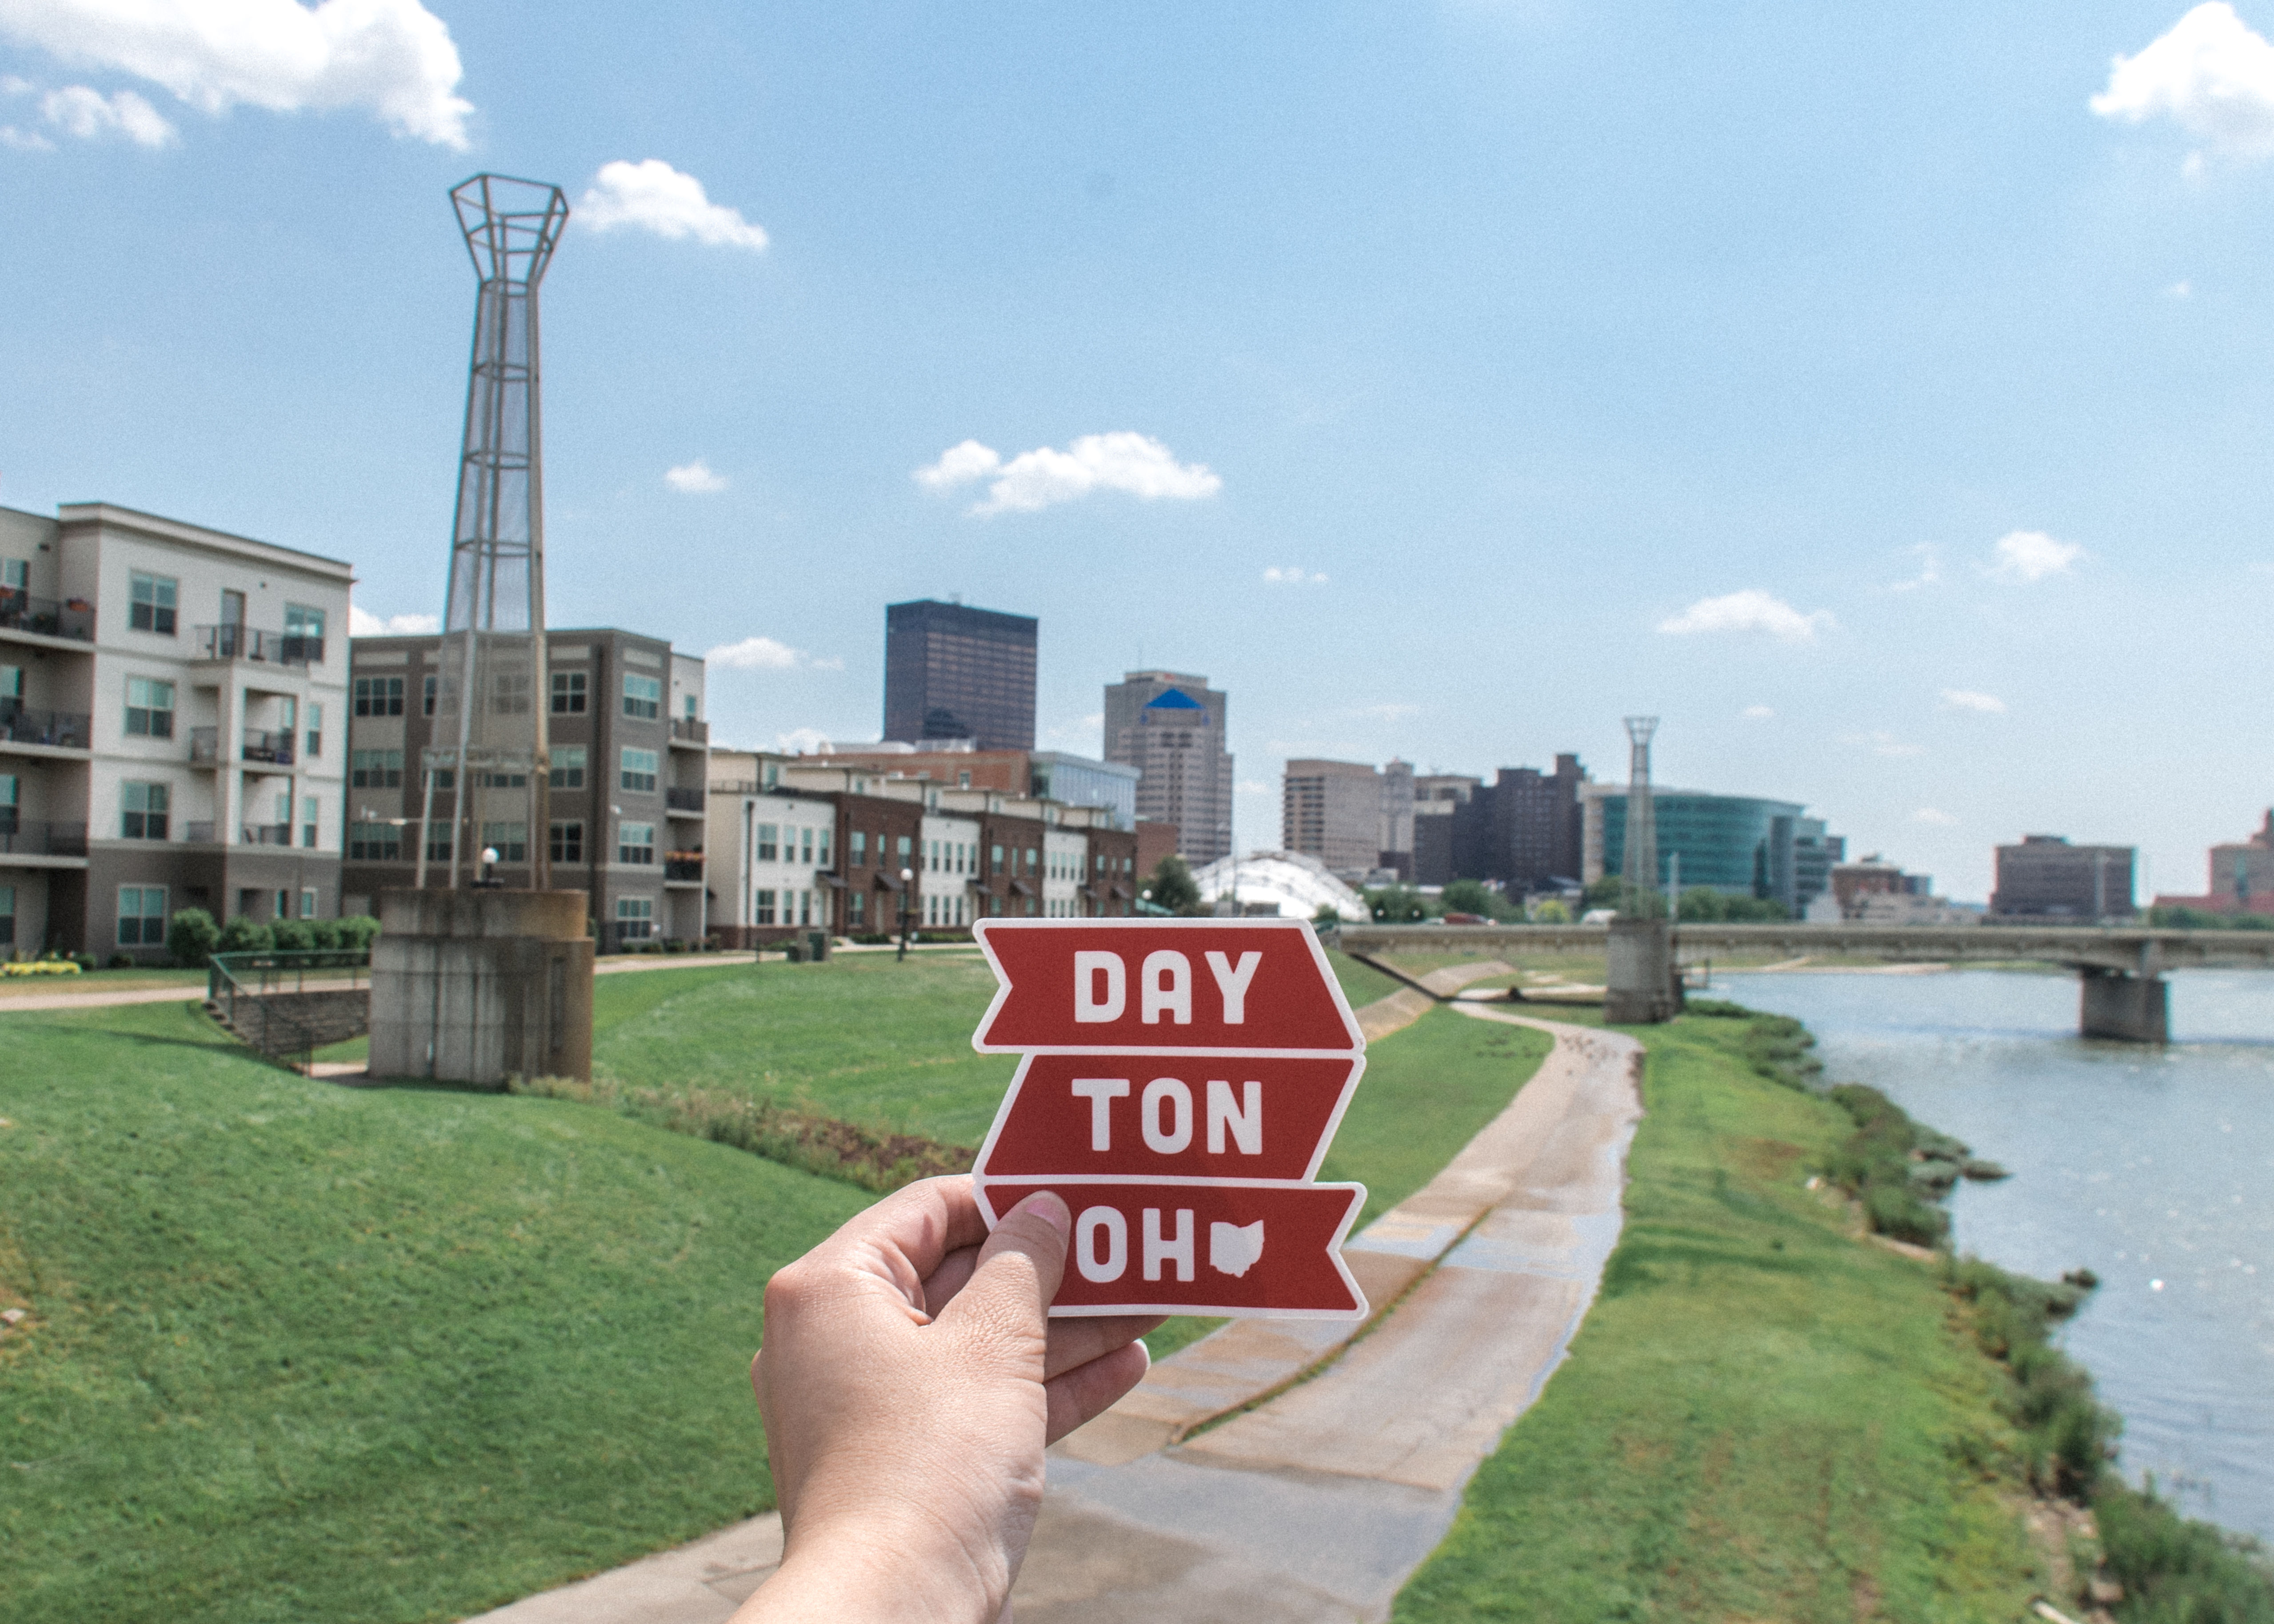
[1,502,351,958]
[707,749,1138,944]
[343,628,708,948]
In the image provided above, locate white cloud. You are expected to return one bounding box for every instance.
[1742,705,1775,720]
[1939,688,2006,714]
[40,84,174,145]
[0,125,56,151]
[664,459,727,494]
[1236,779,1274,796]
[1987,529,2084,582]
[579,160,767,251]
[0,0,473,147]
[1263,566,1329,585]
[1886,543,1941,593]
[2167,278,2195,298]
[1656,588,1835,643]
[1912,807,1960,826]
[348,606,438,636]
[1843,730,1926,758]
[914,432,1222,515]
[2091,3,2274,165]
[776,726,832,755]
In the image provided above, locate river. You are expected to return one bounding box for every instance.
[1712,967,2274,1544]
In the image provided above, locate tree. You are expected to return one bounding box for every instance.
[1146,855,1202,916]
[1531,898,1571,924]
[1364,885,1434,923]
[1442,878,1520,922]
[167,908,220,968]
[1582,874,1627,913]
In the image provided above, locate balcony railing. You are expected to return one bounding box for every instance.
[0,590,93,643]
[664,854,706,882]
[241,729,295,766]
[664,786,705,812]
[0,699,92,750]
[184,822,217,842]
[669,717,709,745]
[0,819,89,857]
[189,726,218,763]
[194,624,322,668]
[241,822,292,846]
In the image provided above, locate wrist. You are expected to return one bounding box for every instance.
[739,1514,1004,1624]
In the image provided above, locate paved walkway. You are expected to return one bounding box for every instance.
[469,970,1648,1624]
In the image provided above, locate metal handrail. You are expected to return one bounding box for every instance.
[193,625,322,667]
[0,819,89,856]
[0,589,94,642]
[0,698,92,749]
[207,948,372,1005]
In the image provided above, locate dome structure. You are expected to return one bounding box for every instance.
[1185,850,1371,924]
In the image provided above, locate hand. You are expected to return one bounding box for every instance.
[735,1177,1161,1624]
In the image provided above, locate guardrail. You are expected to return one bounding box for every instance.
[241,822,293,846]
[664,786,705,811]
[0,700,92,749]
[0,590,93,642]
[193,625,323,667]
[207,949,372,1067]
[669,717,708,745]
[0,819,88,857]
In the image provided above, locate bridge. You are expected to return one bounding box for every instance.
[1333,922,2274,1041]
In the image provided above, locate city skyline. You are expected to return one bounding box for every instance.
[8,2,2274,900]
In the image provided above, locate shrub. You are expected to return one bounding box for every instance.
[307,918,343,950]
[336,915,380,950]
[105,952,136,970]
[271,919,315,951]
[71,953,97,971]
[2096,1478,2274,1622]
[216,916,274,954]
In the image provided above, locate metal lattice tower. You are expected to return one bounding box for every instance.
[1622,716,1660,915]
[418,174,569,891]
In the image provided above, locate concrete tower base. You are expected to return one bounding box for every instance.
[1605,917,1683,1025]
[369,889,594,1085]
[2079,970,2168,1044]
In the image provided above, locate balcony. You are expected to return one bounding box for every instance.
[242,729,296,766]
[184,822,217,842]
[0,590,93,644]
[241,822,293,846]
[669,716,709,746]
[664,786,705,813]
[0,700,92,750]
[194,624,321,668]
[664,852,705,882]
[0,819,89,858]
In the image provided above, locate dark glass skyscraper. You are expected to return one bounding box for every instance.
[882,600,1037,751]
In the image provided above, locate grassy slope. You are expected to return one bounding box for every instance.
[0,999,867,1624]
[1395,1013,2041,1624]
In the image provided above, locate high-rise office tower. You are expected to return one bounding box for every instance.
[882,600,1036,751]
[1104,670,1233,864]
[1282,759,1381,878]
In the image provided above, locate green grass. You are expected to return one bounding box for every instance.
[0,999,868,1624]
[1325,947,1405,1008]
[1394,1012,2044,1624]
[0,966,208,998]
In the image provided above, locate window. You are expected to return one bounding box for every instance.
[303,797,320,849]
[958,771,971,789]
[0,774,15,831]
[0,882,14,949]
[754,888,776,925]
[1024,847,1037,874]
[851,830,867,866]
[284,604,324,660]
[128,572,177,634]
[423,674,438,716]
[683,693,697,720]
[619,746,658,792]
[1,559,23,591]
[301,888,319,918]
[351,750,404,788]
[117,885,167,946]
[622,673,661,719]
[801,829,813,864]
[353,675,405,717]
[549,746,586,789]
[121,782,169,840]
[551,670,587,713]
[851,891,866,926]
[426,767,456,792]
[618,821,655,864]
[348,822,401,861]
[990,843,1004,873]
[276,888,292,921]
[817,829,832,866]
[489,670,529,715]
[898,835,914,869]
[549,820,583,864]
[756,822,778,862]
[615,896,655,939]
[124,677,175,739]
[480,821,527,862]
[0,664,20,700]
[306,702,323,758]
[425,827,452,862]
[476,769,526,788]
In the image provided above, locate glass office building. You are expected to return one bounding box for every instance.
[1028,751,1139,830]
[883,599,1037,752]
[1598,791,1831,914]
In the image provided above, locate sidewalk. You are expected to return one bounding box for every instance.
[468,970,1648,1624]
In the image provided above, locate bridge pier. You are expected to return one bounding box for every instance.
[1606,918,1683,1024]
[2079,969,2167,1044]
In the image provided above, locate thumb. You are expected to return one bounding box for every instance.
[935,1191,1071,1354]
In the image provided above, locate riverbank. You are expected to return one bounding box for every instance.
[1393,1002,2274,1624]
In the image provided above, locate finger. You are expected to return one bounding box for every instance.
[919,1243,983,1317]
[794,1176,991,1311]
[1043,1340,1151,1444]
[934,1190,1070,1355]
[1043,1314,1167,1381]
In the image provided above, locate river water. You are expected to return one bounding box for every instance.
[1713,968,2274,1543]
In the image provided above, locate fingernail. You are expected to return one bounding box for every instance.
[1015,1190,1071,1240]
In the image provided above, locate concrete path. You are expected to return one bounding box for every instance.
[0,982,209,1011]
[466,976,1647,1624]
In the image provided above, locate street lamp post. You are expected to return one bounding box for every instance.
[898,867,915,961]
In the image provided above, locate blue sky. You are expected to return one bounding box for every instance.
[5,0,2274,900]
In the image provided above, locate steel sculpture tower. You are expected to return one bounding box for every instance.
[1622,715,1660,916]
[418,174,569,891]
